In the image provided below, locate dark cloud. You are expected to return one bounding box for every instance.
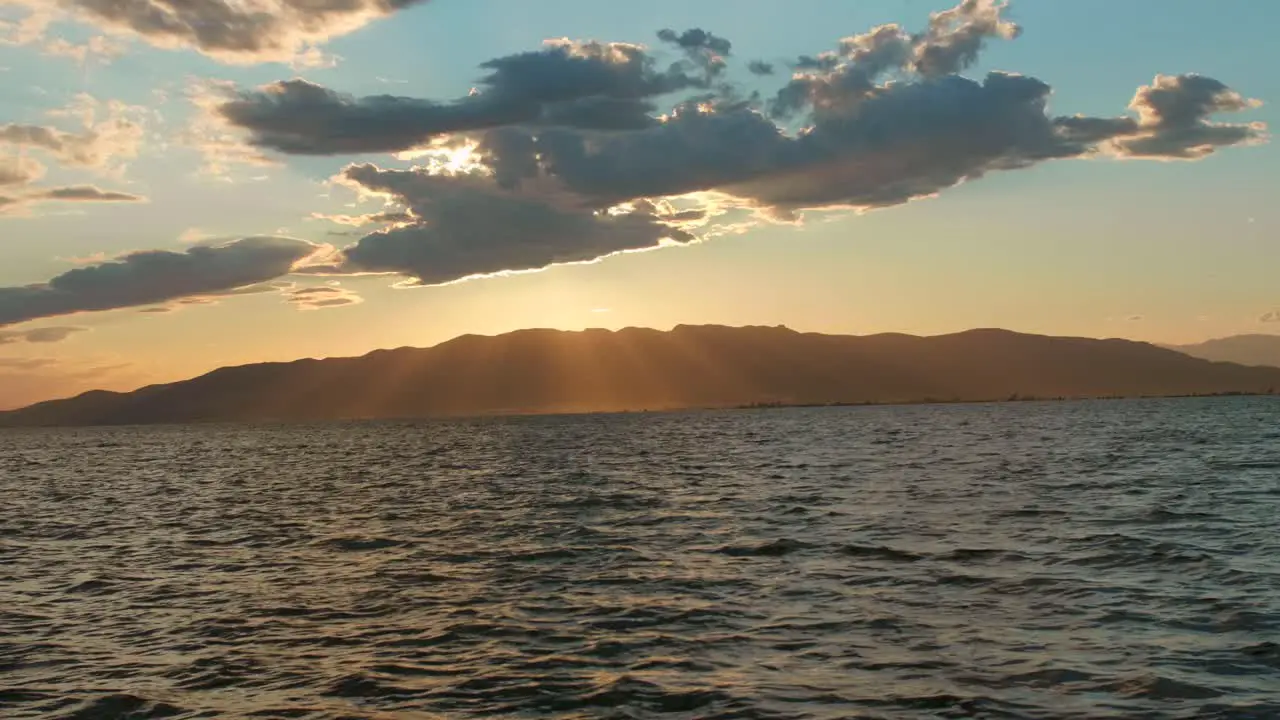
[1262,311,1280,324]
[10,0,430,64]
[217,40,710,154]
[486,104,790,206]
[658,28,732,56]
[0,237,320,326]
[319,164,693,284]
[657,28,731,80]
[467,71,1120,213]
[31,185,146,202]
[747,60,775,76]
[99,0,1266,296]
[0,326,87,344]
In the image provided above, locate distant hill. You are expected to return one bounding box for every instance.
[3,325,1279,426]
[1164,334,1280,369]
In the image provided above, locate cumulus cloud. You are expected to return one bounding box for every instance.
[0,0,430,64]
[0,326,86,344]
[1111,74,1268,159]
[216,2,1264,201]
[216,38,720,154]
[207,0,1264,291]
[911,0,1021,78]
[27,0,1264,301]
[309,164,693,284]
[0,237,322,326]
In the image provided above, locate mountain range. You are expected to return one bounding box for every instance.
[2,325,1278,426]
[1164,334,1280,369]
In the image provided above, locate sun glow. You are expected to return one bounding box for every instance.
[395,139,486,175]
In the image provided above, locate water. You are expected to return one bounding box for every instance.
[2,398,1279,720]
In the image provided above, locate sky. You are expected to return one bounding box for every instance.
[0,0,1275,409]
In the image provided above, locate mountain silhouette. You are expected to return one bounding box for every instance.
[3,325,1278,426]
[1163,334,1280,369]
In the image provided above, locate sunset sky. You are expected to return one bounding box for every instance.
[0,0,1274,408]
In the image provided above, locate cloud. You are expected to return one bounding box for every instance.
[911,0,1021,78]
[40,34,127,65]
[214,2,1264,213]
[1,184,146,215]
[0,95,148,214]
[0,326,87,344]
[1261,311,1280,324]
[216,38,719,154]
[183,80,281,178]
[1110,74,1268,159]
[0,237,322,326]
[0,0,431,65]
[284,284,363,309]
[17,1,1264,303]
[215,0,1260,292]
[0,156,45,186]
[0,95,144,171]
[30,185,145,202]
[313,210,414,227]
[0,357,58,370]
[314,164,693,284]
[656,27,732,81]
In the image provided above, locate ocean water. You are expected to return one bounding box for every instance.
[2,398,1279,720]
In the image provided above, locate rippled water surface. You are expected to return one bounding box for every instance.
[3,398,1280,719]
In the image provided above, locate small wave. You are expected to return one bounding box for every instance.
[1111,674,1223,700]
[1005,667,1096,687]
[562,675,733,714]
[65,578,116,595]
[323,672,413,699]
[501,547,583,562]
[839,544,924,562]
[164,656,268,691]
[313,535,410,551]
[939,547,1025,562]
[1000,508,1069,518]
[717,538,816,557]
[54,694,185,720]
